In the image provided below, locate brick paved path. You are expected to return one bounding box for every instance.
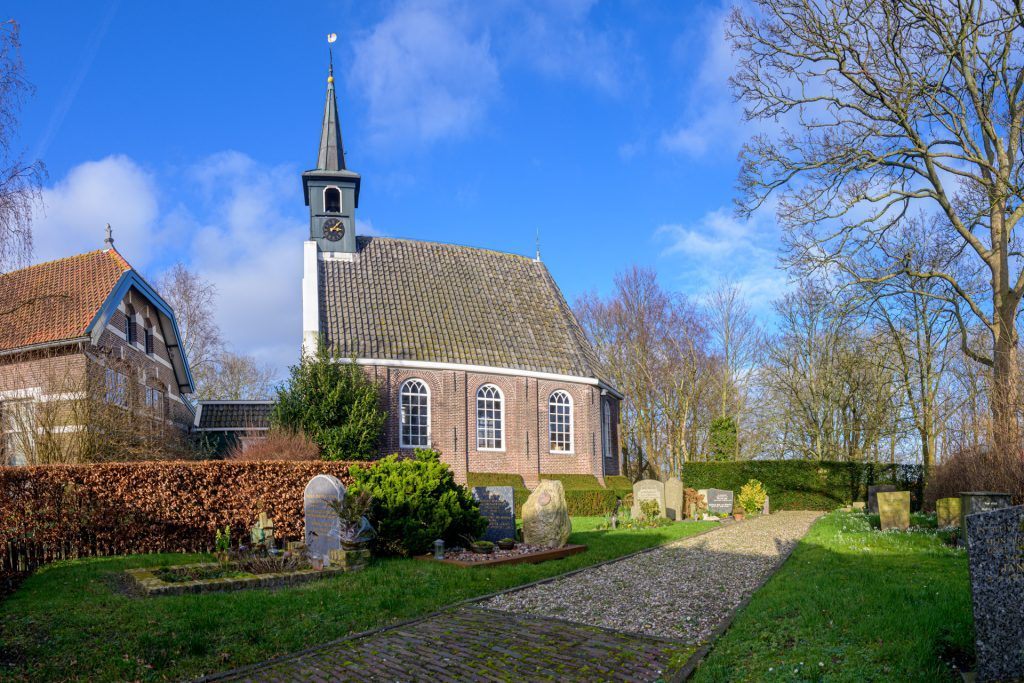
[208,606,692,682]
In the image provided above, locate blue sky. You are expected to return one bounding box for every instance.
[9,0,785,378]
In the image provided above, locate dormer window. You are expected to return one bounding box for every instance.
[324,186,341,213]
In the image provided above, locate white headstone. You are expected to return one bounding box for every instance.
[304,474,345,565]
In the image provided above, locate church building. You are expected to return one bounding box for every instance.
[299,64,622,487]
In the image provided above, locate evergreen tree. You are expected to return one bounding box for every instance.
[272,344,386,460]
[708,415,738,461]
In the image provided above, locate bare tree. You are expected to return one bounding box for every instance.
[198,351,275,401]
[707,283,763,458]
[156,263,276,399]
[730,1,1024,454]
[158,263,223,385]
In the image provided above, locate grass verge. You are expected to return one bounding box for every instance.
[0,517,715,682]
[691,511,973,682]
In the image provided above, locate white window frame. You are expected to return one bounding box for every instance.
[548,390,574,454]
[399,378,431,448]
[323,186,342,213]
[602,399,614,460]
[1,399,35,466]
[476,384,505,451]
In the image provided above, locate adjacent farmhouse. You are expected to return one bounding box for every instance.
[298,66,623,486]
[0,236,194,465]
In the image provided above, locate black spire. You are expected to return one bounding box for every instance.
[316,63,346,171]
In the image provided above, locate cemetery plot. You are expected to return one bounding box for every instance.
[126,560,348,596]
[420,544,588,568]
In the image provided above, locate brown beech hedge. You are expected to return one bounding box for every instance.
[0,461,357,582]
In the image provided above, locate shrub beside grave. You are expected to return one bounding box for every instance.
[682,461,924,510]
[349,449,486,556]
[737,479,768,514]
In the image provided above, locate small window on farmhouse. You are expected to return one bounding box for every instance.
[548,390,573,453]
[476,384,504,450]
[399,379,430,448]
[144,321,154,355]
[125,305,137,344]
[105,368,129,408]
[324,186,341,213]
[1,400,35,466]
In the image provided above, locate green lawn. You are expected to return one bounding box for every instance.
[0,517,715,682]
[692,511,973,682]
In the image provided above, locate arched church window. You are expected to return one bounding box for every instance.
[400,379,430,448]
[548,390,573,453]
[476,384,504,450]
[324,187,341,213]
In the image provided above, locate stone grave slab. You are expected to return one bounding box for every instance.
[936,497,961,528]
[473,486,517,542]
[631,479,666,519]
[706,488,734,515]
[961,492,1013,541]
[877,491,910,530]
[304,474,345,565]
[965,505,1024,682]
[867,485,897,514]
[664,477,684,521]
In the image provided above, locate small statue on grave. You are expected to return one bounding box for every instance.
[250,512,276,551]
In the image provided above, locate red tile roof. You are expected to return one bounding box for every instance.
[0,249,132,352]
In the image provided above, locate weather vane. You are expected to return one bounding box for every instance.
[327,32,337,78]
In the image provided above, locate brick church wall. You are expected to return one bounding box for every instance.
[363,364,620,487]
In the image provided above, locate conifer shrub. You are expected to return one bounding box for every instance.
[348,449,486,556]
[737,479,768,513]
[271,344,386,460]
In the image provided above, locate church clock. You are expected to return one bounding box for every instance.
[322,217,345,241]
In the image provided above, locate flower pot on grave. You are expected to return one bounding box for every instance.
[733,511,745,521]
[497,539,516,551]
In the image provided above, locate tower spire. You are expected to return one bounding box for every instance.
[317,33,345,171]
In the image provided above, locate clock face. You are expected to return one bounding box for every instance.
[323,218,345,242]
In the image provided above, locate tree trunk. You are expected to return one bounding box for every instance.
[991,318,1020,456]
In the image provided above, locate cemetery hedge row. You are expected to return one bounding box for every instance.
[0,461,357,584]
[466,472,633,517]
[681,461,925,510]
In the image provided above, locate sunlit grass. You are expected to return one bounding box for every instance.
[692,511,972,682]
[0,517,715,682]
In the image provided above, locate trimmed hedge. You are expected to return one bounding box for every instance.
[467,472,630,517]
[0,461,357,587]
[681,461,925,511]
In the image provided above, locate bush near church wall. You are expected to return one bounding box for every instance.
[0,461,357,589]
[681,461,925,511]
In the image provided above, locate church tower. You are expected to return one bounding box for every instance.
[302,62,360,254]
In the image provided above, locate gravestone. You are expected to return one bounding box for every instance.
[961,492,1013,541]
[522,480,571,548]
[473,486,516,542]
[706,488,734,515]
[304,474,345,565]
[631,479,666,519]
[664,477,684,521]
[867,485,897,514]
[965,505,1024,682]
[877,491,910,531]
[936,497,961,528]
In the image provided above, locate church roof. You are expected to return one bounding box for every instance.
[319,237,613,386]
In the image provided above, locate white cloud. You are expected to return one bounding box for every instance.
[350,1,500,144]
[32,155,161,267]
[656,202,789,314]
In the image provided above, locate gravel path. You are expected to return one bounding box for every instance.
[482,511,821,644]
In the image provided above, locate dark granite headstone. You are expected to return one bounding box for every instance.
[965,504,1024,682]
[961,492,1013,541]
[472,486,516,542]
[867,485,897,514]
[706,488,734,515]
[304,474,344,565]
